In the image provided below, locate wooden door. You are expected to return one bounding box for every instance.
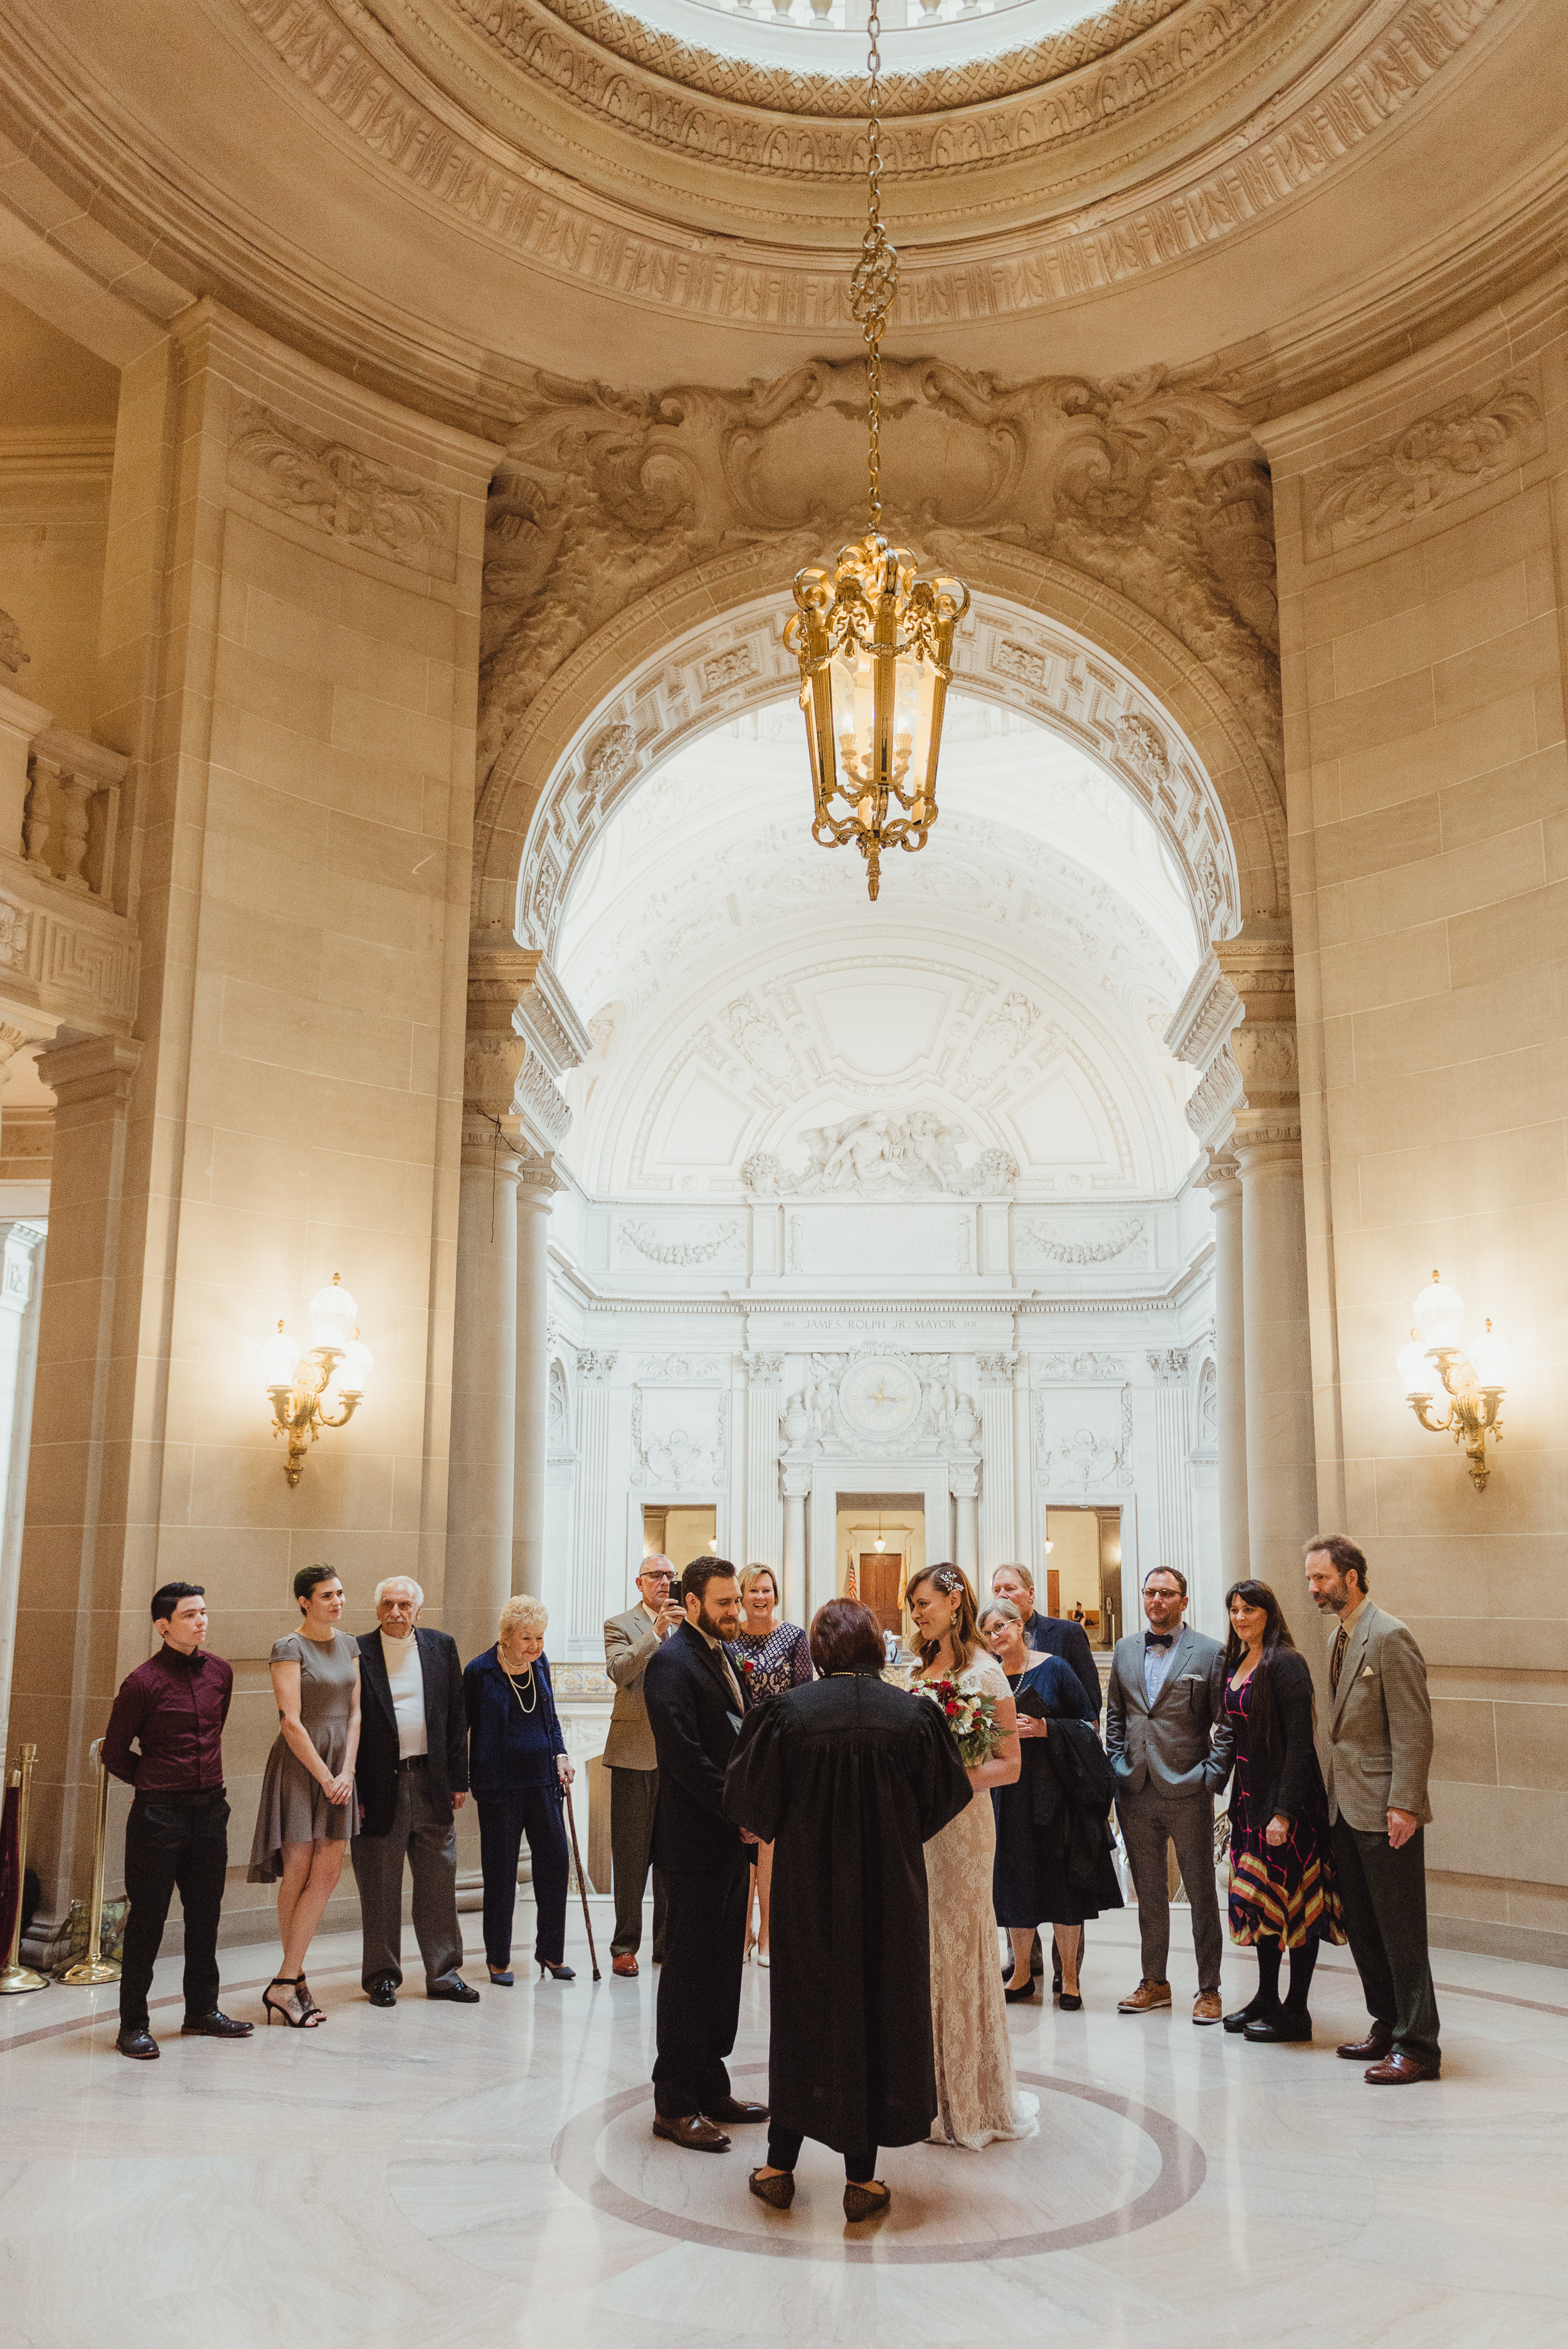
[859,1554,903,1637]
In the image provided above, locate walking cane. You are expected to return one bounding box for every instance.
[561,1779,600,1981]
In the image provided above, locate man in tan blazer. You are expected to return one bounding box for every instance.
[603,1554,682,1976]
[1306,1535,1441,2083]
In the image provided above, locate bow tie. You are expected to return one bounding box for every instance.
[1145,1632,1174,1648]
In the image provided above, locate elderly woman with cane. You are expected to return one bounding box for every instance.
[464,1596,577,1985]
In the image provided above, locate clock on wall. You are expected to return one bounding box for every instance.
[838,1357,923,1441]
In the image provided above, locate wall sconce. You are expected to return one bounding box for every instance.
[260,1273,373,1487]
[1397,1270,1510,1492]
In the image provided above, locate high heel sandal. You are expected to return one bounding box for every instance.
[538,1958,576,1982]
[263,1976,324,2028]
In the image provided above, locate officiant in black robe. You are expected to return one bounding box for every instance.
[723,1599,971,2206]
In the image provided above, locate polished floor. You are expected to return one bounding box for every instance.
[2,1894,1564,2346]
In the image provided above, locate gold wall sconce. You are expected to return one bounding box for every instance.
[1397,1270,1510,1492]
[260,1273,373,1487]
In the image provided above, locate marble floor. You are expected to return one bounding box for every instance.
[2,1895,1565,2348]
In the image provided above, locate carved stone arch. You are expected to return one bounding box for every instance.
[547,1350,575,1455]
[479,539,1285,958]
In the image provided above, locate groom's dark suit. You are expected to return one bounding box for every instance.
[644,1621,751,2121]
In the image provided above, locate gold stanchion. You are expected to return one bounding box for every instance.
[0,1742,49,1993]
[63,1739,119,1986]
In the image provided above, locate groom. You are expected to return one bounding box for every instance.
[644,1557,768,2152]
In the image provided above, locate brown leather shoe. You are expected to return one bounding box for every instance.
[652,2113,733,2151]
[1365,2050,1440,2085]
[1192,1991,1223,2025]
[708,2096,770,2123]
[1337,2023,1393,2062]
[612,1953,639,1978]
[1118,1980,1172,2013]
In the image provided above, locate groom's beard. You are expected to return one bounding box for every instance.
[697,1598,736,1641]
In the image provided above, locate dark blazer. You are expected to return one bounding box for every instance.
[1024,1609,1103,1718]
[645,1621,748,1875]
[464,1646,564,1794]
[354,1625,467,1838]
[1207,1646,1321,1825]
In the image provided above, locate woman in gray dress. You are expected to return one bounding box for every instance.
[247,1563,361,2027]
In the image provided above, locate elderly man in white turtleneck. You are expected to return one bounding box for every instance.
[351,1577,477,2008]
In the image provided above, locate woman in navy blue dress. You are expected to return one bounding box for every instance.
[465,1595,575,1985]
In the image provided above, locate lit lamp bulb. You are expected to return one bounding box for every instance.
[307,1272,358,1351]
[874,1534,886,1552]
[1396,1334,1434,1399]
[1413,1270,1465,1351]
[260,1322,302,1390]
[337,1334,374,1399]
[1470,1319,1512,1391]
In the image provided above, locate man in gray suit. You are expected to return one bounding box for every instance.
[603,1554,682,1976]
[1105,1564,1227,2024]
[1306,1535,1440,2083]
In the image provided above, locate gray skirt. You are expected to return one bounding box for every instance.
[246,1729,352,1882]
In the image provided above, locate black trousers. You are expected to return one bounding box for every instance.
[608,1766,667,1961]
[1332,1816,1441,2067]
[120,1788,229,2028]
[768,2126,876,2183]
[652,1854,748,2119]
[477,1788,569,1969]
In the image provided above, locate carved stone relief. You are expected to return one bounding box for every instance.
[634,1353,728,1380]
[1036,1385,1135,1490]
[227,400,458,578]
[0,610,29,676]
[1015,1216,1149,1267]
[618,1219,743,1268]
[1306,376,1545,558]
[1034,1352,1126,1380]
[630,1383,729,1488]
[1147,1347,1190,1382]
[744,1111,1016,1197]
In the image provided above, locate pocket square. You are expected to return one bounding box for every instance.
[1360,1665,1375,1679]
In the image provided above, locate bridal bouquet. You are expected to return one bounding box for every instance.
[919,1677,1006,1768]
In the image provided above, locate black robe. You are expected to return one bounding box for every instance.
[723,1672,971,2155]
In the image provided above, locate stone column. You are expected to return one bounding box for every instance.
[568,1351,617,1646]
[0,1219,45,1754]
[951,1463,980,1583]
[744,1352,784,1570]
[1147,1350,1195,1590]
[7,1036,140,1912]
[1012,1354,1034,1576]
[781,1461,810,1625]
[446,1106,521,1675]
[977,1352,1017,1574]
[1219,923,1316,1636]
[1197,1148,1249,1583]
[512,1152,562,1604]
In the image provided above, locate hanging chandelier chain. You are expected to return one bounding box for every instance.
[850,0,897,531]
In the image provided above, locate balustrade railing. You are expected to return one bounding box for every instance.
[21,729,123,908]
[689,0,1013,28]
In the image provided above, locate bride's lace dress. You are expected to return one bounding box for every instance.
[921,1653,1041,2150]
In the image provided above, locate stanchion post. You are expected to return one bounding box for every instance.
[63,1739,120,1986]
[0,1742,49,1994]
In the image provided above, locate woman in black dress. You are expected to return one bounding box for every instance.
[982,1599,1120,2010]
[1208,1579,1346,2042]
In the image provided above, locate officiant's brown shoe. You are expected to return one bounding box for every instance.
[1118,1980,1172,2013]
[843,2180,891,2222]
[652,2113,731,2151]
[709,2096,770,2124]
[749,2168,795,2210]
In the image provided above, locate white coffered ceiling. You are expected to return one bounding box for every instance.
[557,694,1202,1199]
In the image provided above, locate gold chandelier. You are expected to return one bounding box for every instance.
[783,0,968,903]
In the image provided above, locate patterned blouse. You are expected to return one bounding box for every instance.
[726,1620,813,1704]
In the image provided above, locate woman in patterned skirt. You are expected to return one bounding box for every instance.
[726,1565,813,1965]
[1207,1578,1346,2043]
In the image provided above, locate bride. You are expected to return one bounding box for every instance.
[907,1564,1041,2150]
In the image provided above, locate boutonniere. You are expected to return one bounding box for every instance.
[739,1657,757,1684]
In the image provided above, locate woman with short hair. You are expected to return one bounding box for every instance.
[1209,1578,1347,2041]
[464,1594,575,1984]
[248,1562,361,2027]
[726,1564,812,1966]
[724,1598,971,2220]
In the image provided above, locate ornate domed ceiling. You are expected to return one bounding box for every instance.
[0,0,1557,414]
[555,696,1202,1199]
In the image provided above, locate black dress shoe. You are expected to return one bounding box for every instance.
[181,2008,254,2039]
[707,2095,769,2123]
[1244,2007,1312,2044]
[1223,2002,1266,2034]
[367,1975,398,2008]
[1338,2023,1394,2062]
[652,2113,731,2151]
[427,1978,480,2003]
[116,2026,159,2060]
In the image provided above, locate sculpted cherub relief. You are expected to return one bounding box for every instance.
[478,355,1281,802]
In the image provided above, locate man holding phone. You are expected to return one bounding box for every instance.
[603,1555,682,1976]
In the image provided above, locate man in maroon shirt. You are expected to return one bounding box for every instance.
[102,1582,253,2059]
